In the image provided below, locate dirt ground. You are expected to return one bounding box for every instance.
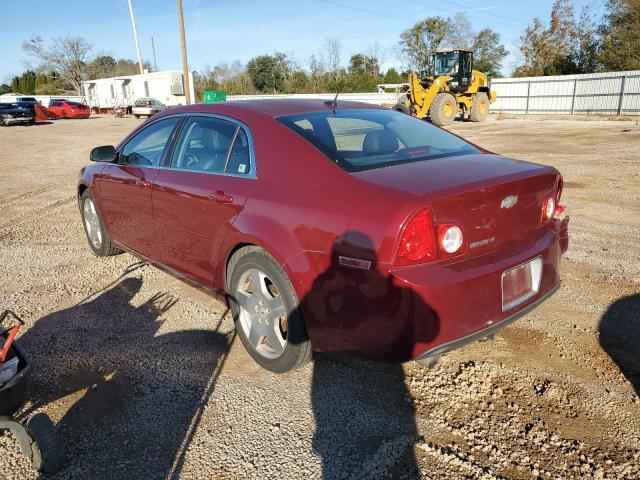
[0,114,638,479]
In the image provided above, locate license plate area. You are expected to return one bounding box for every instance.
[501,257,542,311]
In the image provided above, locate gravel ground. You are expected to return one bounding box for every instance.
[0,114,638,479]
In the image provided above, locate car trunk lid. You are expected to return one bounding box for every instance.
[354,153,559,256]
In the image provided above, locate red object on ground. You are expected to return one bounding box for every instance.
[0,324,21,362]
[33,104,54,121]
[47,99,90,119]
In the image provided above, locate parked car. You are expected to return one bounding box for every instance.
[0,103,33,126]
[77,100,569,373]
[12,97,40,120]
[47,99,90,119]
[131,98,167,118]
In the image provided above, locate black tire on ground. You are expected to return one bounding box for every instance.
[429,92,457,126]
[469,92,490,122]
[228,248,312,373]
[393,102,410,115]
[134,115,140,118]
[80,189,122,257]
[26,413,65,473]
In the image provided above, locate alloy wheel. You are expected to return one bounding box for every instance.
[235,268,288,359]
[83,198,103,249]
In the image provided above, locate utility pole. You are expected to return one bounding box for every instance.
[127,0,144,74]
[151,36,158,72]
[177,0,191,104]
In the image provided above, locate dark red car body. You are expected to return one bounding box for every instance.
[78,100,569,363]
[48,99,90,119]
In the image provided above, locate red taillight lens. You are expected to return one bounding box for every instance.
[395,207,437,266]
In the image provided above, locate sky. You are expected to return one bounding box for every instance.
[1,0,603,83]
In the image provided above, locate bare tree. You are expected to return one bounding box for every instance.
[448,12,475,49]
[323,38,343,77]
[367,42,386,75]
[22,36,94,95]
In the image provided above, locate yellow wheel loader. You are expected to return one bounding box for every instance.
[393,49,497,126]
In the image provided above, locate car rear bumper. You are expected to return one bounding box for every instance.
[390,220,566,361]
[414,282,559,364]
[132,108,154,116]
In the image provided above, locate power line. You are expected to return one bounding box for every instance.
[315,0,411,23]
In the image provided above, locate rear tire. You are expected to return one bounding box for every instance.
[26,413,64,473]
[470,92,490,122]
[134,115,140,118]
[429,92,456,126]
[393,103,410,115]
[229,249,312,373]
[80,190,122,257]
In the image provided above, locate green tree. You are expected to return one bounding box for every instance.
[0,83,10,94]
[473,28,508,77]
[383,68,404,84]
[348,54,380,76]
[600,0,640,70]
[247,54,290,93]
[400,16,453,71]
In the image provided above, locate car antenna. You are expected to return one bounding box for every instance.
[324,91,339,108]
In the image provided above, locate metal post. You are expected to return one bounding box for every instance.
[127,0,144,75]
[570,78,578,115]
[525,80,531,115]
[617,75,627,115]
[177,0,192,104]
[151,36,158,72]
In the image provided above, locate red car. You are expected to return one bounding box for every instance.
[48,99,90,119]
[77,100,569,373]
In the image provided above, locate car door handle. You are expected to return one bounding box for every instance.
[210,189,234,204]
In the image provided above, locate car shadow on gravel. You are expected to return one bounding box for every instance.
[599,293,640,396]
[303,233,440,479]
[18,271,235,479]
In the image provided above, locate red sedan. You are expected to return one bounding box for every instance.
[48,99,90,119]
[77,100,569,373]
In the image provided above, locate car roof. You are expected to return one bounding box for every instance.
[175,98,385,118]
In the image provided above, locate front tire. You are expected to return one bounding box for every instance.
[429,92,456,126]
[229,249,312,373]
[470,92,490,122]
[80,190,121,257]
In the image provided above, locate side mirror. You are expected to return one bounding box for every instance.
[90,145,116,163]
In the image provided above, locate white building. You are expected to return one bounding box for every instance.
[82,70,195,112]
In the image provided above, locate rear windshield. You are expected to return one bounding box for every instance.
[135,99,150,106]
[66,101,83,107]
[277,109,478,172]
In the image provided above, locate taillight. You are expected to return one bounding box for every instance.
[542,196,556,221]
[438,225,464,254]
[395,207,437,266]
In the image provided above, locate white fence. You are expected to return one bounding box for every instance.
[230,70,640,116]
[492,70,640,115]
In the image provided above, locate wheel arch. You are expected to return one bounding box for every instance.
[217,213,321,302]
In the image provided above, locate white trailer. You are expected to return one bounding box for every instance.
[82,70,195,112]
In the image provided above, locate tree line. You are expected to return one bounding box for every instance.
[2,0,638,98]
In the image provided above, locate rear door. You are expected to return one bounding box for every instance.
[98,116,182,256]
[152,114,256,287]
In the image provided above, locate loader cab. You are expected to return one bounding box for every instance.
[432,49,473,92]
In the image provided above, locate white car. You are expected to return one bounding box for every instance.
[131,98,167,118]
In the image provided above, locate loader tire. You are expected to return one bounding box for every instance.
[470,92,490,122]
[429,93,456,126]
[393,103,410,115]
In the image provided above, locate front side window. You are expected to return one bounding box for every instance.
[278,109,478,172]
[171,116,251,175]
[119,117,180,166]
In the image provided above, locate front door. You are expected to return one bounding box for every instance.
[98,116,181,256]
[152,115,256,288]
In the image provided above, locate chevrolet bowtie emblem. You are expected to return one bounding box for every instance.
[501,195,518,209]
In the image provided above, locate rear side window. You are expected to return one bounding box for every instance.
[171,116,252,175]
[278,109,478,172]
[119,117,180,166]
